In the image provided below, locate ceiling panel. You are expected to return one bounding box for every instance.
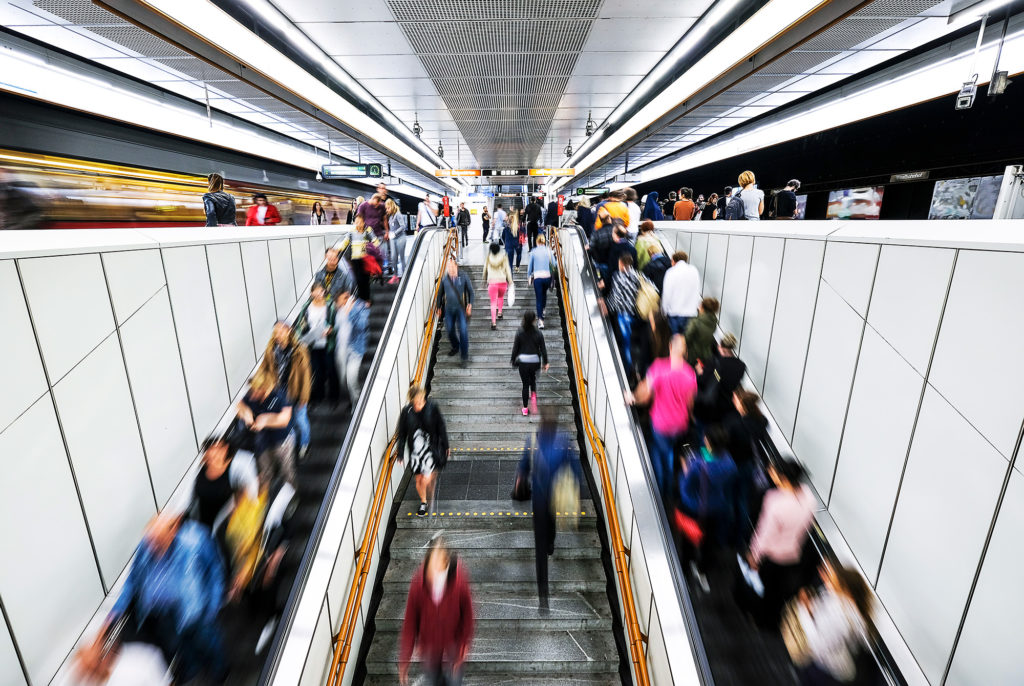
[333,54,431,80]
[300,22,412,55]
[573,51,664,76]
[270,0,392,23]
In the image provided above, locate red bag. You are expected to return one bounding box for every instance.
[363,255,382,277]
[674,508,703,546]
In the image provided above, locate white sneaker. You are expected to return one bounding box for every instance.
[256,618,278,655]
[298,445,309,461]
[538,319,545,329]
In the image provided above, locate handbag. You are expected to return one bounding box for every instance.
[635,275,660,318]
[511,473,531,501]
[507,281,516,306]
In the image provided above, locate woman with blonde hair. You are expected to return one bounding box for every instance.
[385,198,406,283]
[203,173,236,226]
[502,207,523,271]
[738,170,765,220]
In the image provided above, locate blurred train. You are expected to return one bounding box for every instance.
[0,149,359,229]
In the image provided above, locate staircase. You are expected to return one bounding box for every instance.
[361,261,625,684]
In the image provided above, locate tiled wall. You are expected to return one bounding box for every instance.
[0,227,335,685]
[660,221,1024,685]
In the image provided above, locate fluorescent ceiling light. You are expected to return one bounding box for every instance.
[135,0,458,190]
[637,25,1024,183]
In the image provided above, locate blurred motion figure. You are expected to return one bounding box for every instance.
[202,173,236,227]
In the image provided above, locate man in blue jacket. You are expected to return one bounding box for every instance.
[335,288,370,407]
[436,259,474,364]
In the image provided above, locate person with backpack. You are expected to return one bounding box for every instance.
[483,242,513,330]
[595,189,631,233]
[525,196,543,250]
[527,234,556,328]
[511,312,549,415]
[396,385,450,517]
[436,259,475,364]
[729,170,764,220]
[516,410,582,612]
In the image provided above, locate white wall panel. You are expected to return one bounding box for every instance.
[240,241,277,352]
[290,237,313,296]
[947,471,1024,686]
[738,236,784,391]
[689,233,709,291]
[762,239,825,439]
[268,239,297,318]
[876,388,1007,684]
[821,241,878,317]
[0,619,25,686]
[0,260,47,433]
[162,246,229,440]
[53,334,154,587]
[929,250,1024,458]
[0,396,102,685]
[868,245,954,375]
[829,328,924,579]
[207,243,256,394]
[18,253,114,382]
[101,249,165,324]
[119,289,197,505]
[672,230,691,255]
[308,234,326,271]
[298,600,332,686]
[792,283,864,499]
[703,234,728,304]
[720,234,752,340]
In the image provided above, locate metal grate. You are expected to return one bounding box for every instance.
[388,0,601,21]
[86,25,191,58]
[800,17,910,51]
[854,0,942,17]
[402,21,590,54]
[33,0,120,26]
[420,52,578,79]
[758,50,842,75]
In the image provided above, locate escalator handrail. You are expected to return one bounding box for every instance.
[321,229,458,686]
[552,226,713,686]
[648,226,907,686]
[258,226,455,685]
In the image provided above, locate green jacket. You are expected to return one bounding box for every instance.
[685,311,718,364]
[295,300,338,353]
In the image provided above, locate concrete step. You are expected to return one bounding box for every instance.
[372,590,612,631]
[387,528,602,560]
[364,626,620,675]
[365,676,622,686]
[380,556,608,594]
[394,500,596,530]
[430,366,569,380]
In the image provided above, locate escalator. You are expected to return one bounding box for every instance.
[357,260,628,684]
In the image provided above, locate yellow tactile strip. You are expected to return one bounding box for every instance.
[405,511,588,517]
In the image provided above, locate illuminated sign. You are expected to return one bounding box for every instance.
[323,164,368,179]
[481,169,530,176]
[434,169,482,177]
[577,187,609,195]
[529,168,576,176]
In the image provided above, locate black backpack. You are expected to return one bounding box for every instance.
[725,191,747,221]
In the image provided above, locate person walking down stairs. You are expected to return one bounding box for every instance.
[397,385,450,517]
[511,312,549,415]
[482,242,513,331]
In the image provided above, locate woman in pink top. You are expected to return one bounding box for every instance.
[628,335,697,500]
[746,458,816,628]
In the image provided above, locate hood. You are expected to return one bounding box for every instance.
[487,251,506,268]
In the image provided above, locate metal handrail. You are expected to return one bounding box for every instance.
[320,228,459,686]
[554,226,715,684]
[552,228,712,683]
[258,226,457,684]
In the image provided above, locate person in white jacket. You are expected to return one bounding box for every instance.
[660,251,702,335]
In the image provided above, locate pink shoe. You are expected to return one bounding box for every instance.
[388,276,400,284]
[529,392,538,414]
[522,408,529,416]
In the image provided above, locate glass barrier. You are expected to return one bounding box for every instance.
[554,226,711,686]
[259,227,455,686]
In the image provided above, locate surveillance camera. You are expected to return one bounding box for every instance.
[315,171,323,182]
[956,75,978,110]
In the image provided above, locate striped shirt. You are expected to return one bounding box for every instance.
[609,268,639,314]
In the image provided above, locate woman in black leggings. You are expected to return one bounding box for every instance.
[511,312,549,416]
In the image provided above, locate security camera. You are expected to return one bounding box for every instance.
[956,75,978,110]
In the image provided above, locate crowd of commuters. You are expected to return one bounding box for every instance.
[626,170,803,222]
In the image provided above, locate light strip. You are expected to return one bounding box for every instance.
[636,25,1024,182]
[135,0,459,190]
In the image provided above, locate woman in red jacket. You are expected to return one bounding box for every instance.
[245,193,282,226]
[399,537,474,685]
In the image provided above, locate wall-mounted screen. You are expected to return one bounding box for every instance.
[928,175,1003,219]
[794,194,808,219]
[826,186,885,219]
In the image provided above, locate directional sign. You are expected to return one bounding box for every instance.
[481,169,530,177]
[366,163,383,178]
[529,168,576,176]
[435,169,482,177]
[577,187,609,196]
[322,164,369,179]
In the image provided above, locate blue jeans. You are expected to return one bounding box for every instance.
[506,243,522,268]
[533,277,551,320]
[649,429,677,501]
[616,312,635,368]
[445,308,469,360]
[292,404,310,450]
[667,315,691,335]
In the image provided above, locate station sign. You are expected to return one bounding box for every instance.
[435,169,482,177]
[890,170,930,183]
[529,168,576,176]
[576,187,609,196]
[482,169,530,176]
[322,163,382,179]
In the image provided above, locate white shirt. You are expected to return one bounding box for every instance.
[627,201,641,237]
[417,201,436,228]
[661,262,702,317]
[306,303,328,349]
[256,205,268,224]
[493,208,507,230]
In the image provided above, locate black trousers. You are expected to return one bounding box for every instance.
[533,504,556,604]
[309,347,340,403]
[459,224,469,248]
[527,221,539,249]
[519,362,539,407]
